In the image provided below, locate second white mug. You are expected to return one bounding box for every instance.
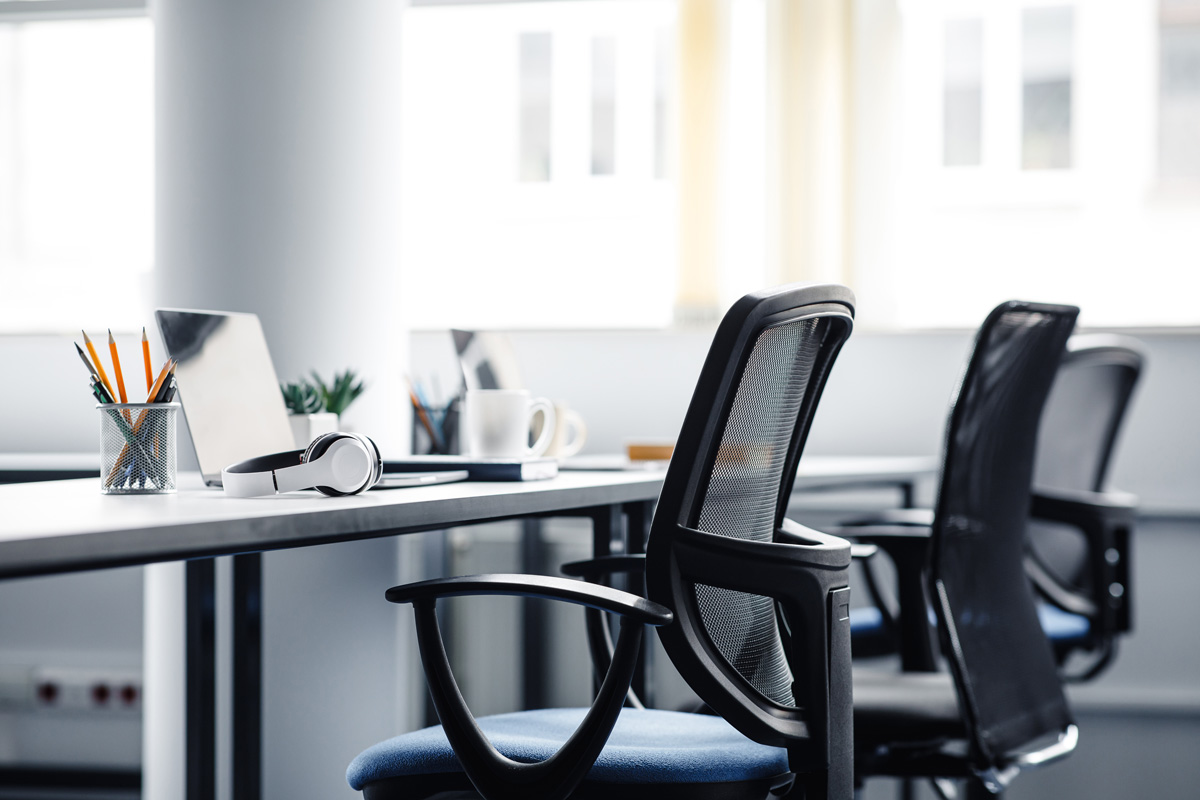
[463,389,556,458]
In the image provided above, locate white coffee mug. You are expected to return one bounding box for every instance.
[463,389,556,458]
[543,402,588,459]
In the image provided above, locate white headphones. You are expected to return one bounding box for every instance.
[221,432,383,498]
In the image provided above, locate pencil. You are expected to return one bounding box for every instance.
[146,358,174,403]
[406,377,444,453]
[142,327,153,393]
[75,342,101,384]
[82,330,117,403]
[108,329,128,404]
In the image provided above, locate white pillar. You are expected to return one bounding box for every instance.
[153,0,406,455]
[149,1,407,797]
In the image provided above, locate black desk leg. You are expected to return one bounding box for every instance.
[623,500,655,707]
[233,553,263,800]
[185,559,216,800]
[521,519,548,710]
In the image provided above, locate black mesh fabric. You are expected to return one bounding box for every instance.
[932,303,1078,761]
[692,317,826,706]
[1034,340,1142,494]
[1029,338,1142,588]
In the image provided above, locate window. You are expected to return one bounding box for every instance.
[1159,0,1200,183]
[590,35,616,176]
[1021,6,1074,170]
[0,8,152,332]
[943,18,984,167]
[518,32,553,183]
[399,1,677,330]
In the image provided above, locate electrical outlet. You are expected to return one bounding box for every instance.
[29,667,142,714]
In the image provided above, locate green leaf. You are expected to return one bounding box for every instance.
[310,369,365,416]
[280,379,324,414]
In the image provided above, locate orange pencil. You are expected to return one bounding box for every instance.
[146,358,174,403]
[108,329,128,404]
[82,330,117,403]
[141,327,153,393]
[106,357,174,485]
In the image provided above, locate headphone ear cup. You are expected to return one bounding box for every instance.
[305,433,352,496]
[308,433,379,497]
[348,433,383,488]
[303,431,343,464]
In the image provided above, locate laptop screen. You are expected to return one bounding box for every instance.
[155,309,295,486]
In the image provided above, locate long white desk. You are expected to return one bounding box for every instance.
[0,471,667,581]
[0,469,666,800]
[0,454,937,799]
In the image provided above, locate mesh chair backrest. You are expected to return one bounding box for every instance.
[930,301,1078,764]
[1034,335,1143,494]
[648,283,854,736]
[1029,335,1144,586]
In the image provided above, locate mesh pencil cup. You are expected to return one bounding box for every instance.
[98,403,179,494]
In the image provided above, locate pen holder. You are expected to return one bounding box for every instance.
[98,403,179,494]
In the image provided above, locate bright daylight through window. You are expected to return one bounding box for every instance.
[2,0,1198,333]
[0,13,152,332]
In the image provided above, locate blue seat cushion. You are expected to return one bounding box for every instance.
[1038,604,1090,643]
[849,606,885,635]
[851,604,1091,644]
[347,707,789,791]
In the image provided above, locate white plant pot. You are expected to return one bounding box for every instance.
[289,412,340,449]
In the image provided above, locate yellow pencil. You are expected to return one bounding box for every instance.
[108,329,128,404]
[82,330,117,403]
[142,327,153,393]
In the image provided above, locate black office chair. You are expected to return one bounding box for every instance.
[849,301,1081,796]
[848,334,1143,681]
[1024,334,1142,680]
[346,283,858,800]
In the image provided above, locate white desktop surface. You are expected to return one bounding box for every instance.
[0,470,668,580]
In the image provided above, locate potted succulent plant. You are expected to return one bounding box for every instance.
[281,369,366,448]
[310,369,366,417]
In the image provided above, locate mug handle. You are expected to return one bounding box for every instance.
[527,397,556,457]
[557,409,588,458]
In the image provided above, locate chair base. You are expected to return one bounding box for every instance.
[362,772,791,800]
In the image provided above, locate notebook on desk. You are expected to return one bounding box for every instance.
[383,456,558,482]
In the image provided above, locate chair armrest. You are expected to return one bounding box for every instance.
[390,573,667,800]
[832,524,936,671]
[1027,487,1136,641]
[386,573,672,627]
[779,516,878,559]
[560,554,647,580]
[1030,487,1137,524]
[839,507,936,528]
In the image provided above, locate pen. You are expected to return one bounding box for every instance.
[142,327,153,394]
[90,375,115,404]
[82,330,117,403]
[108,329,128,404]
[153,364,176,403]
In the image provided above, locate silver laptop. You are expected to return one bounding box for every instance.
[155,309,465,490]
